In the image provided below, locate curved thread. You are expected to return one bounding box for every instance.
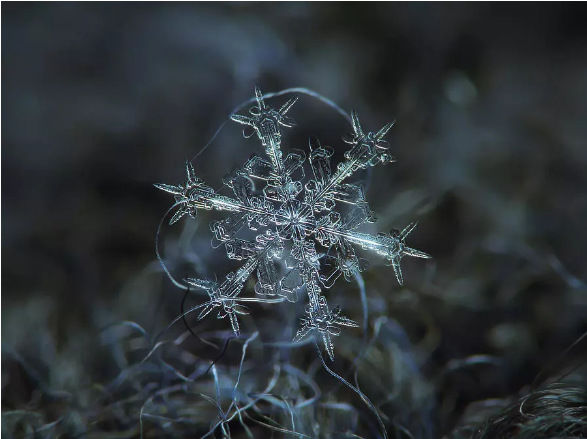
[155,200,190,291]
[314,338,388,439]
[191,87,352,163]
[180,286,220,350]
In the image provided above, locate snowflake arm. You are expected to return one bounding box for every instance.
[339,222,431,285]
[230,86,298,178]
[184,230,285,335]
[306,111,395,212]
[154,161,245,225]
[293,296,359,361]
[185,262,256,336]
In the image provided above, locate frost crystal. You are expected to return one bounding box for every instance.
[156,87,430,360]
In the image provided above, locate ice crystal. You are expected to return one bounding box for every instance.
[155,87,430,360]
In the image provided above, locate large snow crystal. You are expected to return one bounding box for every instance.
[156,87,430,360]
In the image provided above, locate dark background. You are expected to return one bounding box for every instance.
[2,3,587,437]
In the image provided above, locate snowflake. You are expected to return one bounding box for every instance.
[155,87,430,360]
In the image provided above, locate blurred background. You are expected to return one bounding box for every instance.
[2,3,587,438]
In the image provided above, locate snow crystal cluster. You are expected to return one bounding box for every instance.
[156,88,430,360]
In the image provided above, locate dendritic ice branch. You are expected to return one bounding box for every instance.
[155,87,430,360]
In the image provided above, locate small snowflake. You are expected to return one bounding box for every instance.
[156,87,430,360]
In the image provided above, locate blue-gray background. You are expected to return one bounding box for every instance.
[2,2,587,436]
